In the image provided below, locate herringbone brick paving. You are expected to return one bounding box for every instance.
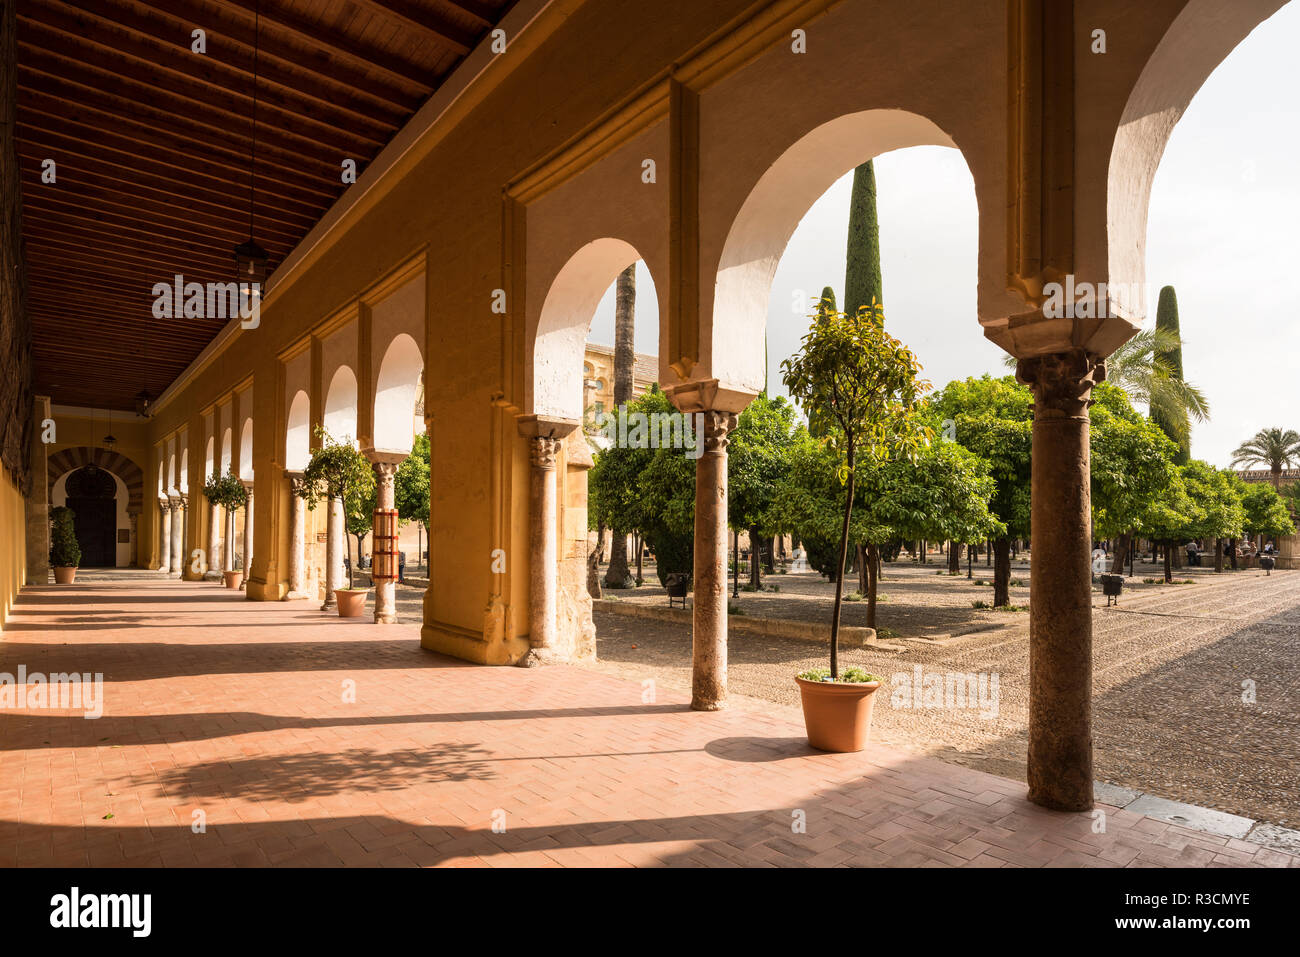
[0,578,1294,867]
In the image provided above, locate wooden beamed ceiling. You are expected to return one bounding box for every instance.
[16,0,514,411]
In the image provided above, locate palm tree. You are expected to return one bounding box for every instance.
[1002,326,1209,439]
[1231,428,1300,490]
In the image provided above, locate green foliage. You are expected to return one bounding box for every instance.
[1236,479,1296,538]
[1231,428,1300,479]
[301,427,376,589]
[202,470,248,510]
[729,393,798,534]
[395,432,430,526]
[589,387,696,586]
[929,375,1032,538]
[50,505,81,568]
[1177,460,1245,543]
[797,667,882,684]
[1089,382,1180,539]
[781,302,930,677]
[1152,285,1191,463]
[844,160,882,316]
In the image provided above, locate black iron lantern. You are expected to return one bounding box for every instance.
[233,238,268,285]
[134,389,153,418]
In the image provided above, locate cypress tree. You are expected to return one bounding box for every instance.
[844,160,883,318]
[1152,285,1191,464]
[817,285,837,318]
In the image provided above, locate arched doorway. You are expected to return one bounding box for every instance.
[64,466,118,567]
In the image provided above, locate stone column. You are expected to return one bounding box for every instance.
[1016,349,1105,812]
[127,512,138,567]
[692,410,737,711]
[169,496,183,577]
[365,453,404,624]
[178,496,190,576]
[224,503,237,578]
[322,495,343,609]
[285,472,310,599]
[241,483,254,590]
[207,500,224,579]
[525,436,561,660]
[158,497,171,572]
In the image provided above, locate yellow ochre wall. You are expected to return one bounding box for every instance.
[0,465,26,630]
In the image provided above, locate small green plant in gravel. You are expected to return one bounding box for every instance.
[797,666,882,684]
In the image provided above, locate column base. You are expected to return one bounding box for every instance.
[204,571,223,582]
[284,590,312,600]
[690,696,725,712]
[520,647,566,667]
[321,599,336,611]
[373,613,398,624]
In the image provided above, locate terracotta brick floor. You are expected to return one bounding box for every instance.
[0,577,1294,868]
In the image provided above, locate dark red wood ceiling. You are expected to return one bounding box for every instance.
[15,0,514,411]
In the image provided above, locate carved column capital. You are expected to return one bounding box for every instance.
[371,461,400,486]
[700,410,738,453]
[1015,349,1106,418]
[530,435,561,471]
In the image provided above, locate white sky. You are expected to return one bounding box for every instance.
[589,2,1299,468]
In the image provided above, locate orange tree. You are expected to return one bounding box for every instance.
[781,302,930,678]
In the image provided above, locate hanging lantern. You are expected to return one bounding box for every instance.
[134,389,153,418]
[234,238,269,286]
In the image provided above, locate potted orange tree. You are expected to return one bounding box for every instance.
[780,301,930,752]
[301,428,375,617]
[203,470,248,588]
[50,505,81,584]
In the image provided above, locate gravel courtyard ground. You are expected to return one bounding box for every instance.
[579,558,1300,827]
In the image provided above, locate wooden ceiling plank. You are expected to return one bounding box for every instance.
[38,0,411,130]
[219,0,437,93]
[345,0,477,55]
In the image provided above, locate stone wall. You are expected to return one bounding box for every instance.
[0,0,32,496]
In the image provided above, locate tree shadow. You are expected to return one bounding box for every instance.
[156,745,496,801]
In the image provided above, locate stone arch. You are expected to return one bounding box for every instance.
[373,333,423,453]
[1105,0,1288,323]
[179,448,188,493]
[220,427,233,474]
[707,109,969,401]
[167,451,176,494]
[157,460,164,498]
[47,446,145,513]
[239,418,254,481]
[205,435,215,480]
[324,366,359,446]
[530,237,653,421]
[285,390,311,471]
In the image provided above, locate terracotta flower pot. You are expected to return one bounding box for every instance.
[223,570,244,589]
[795,676,882,753]
[335,589,370,618]
[53,566,77,585]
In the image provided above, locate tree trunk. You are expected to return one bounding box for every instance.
[733,529,740,597]
[605,529,630,586]
[948,540,961,574]
[829,452,857,679]
[1110,531,1130,574]
[866,543,880,630]
[748,525,762,590]
[1214,538,1224,573]
[763,535,775,574]
[634,530,643,585]
[987,539,992,567]
[992,537,1012,607]
[856,543,868,595]
[1164,542,1173,583]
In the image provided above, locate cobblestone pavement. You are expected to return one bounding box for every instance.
[3,576,1294,867]
[585,561,1300,827]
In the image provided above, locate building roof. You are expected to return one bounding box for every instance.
[584,342,657,385]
